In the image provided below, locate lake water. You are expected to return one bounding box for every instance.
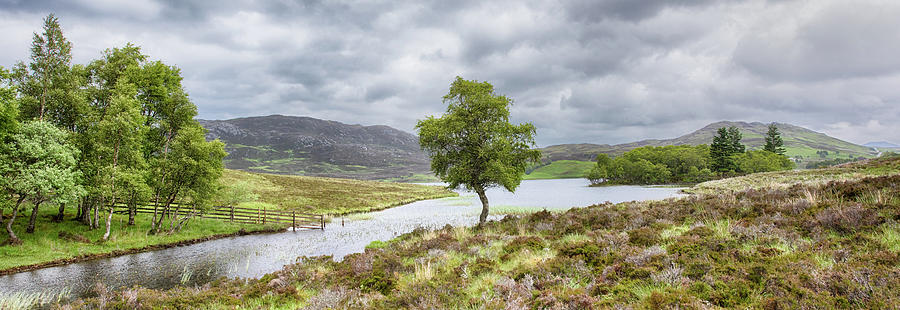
[0,178,684,300]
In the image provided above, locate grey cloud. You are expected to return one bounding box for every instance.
[564,0,719,23]
[2,0,899,146]
[734,1,900,81]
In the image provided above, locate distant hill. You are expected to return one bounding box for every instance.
[540,121,877,168]
[864,141,900,149]
[199,115,434,181]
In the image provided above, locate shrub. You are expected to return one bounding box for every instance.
[628,227,659,246]
[503,236,545,253]
[814,204,882,233]
[558,242,605,267]
[360,271,394,295]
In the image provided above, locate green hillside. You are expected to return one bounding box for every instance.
[541,121,876,168]
[524,160,595,180]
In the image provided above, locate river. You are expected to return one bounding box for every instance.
[0,178,684,300]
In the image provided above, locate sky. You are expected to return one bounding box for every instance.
[1,0,898,147]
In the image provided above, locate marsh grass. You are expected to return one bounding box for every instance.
[0,288,70,310]
[875,223,900,252]
[486,205,564,216]
[221,169,457,214]
[660,222,692,240]
[414,260,434,282]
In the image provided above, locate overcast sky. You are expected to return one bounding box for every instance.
[1,0,898,147]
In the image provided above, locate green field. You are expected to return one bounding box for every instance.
[0,170,455,274]
[524,160,595,180]
[222,169,455,215]
[66,156,900,308]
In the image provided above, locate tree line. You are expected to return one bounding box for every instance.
[0,15,226,245]
[586,124,793,185]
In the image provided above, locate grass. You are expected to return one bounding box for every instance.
[0,288,70,310]
[221,169,456,214]
[0,207,280,272]
[524,160,595,180]
[0,170,455,279]
[63,156,900,309]
[686,154,900,195]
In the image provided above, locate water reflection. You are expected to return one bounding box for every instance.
[0,179,684,299]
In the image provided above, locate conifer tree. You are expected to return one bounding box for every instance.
[710,126,744,173]
[764,123,786,155]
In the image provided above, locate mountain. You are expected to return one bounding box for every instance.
[864,141,900,149]
[540,121,877,168]
[198,115,433,181]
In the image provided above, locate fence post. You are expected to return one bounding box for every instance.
[321,215,325,230]
[257,206,260,224]
[230,206,234,222]
[263,208,267,224]
[292,211,296,231]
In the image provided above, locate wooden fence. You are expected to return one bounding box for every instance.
[113,204,325,230]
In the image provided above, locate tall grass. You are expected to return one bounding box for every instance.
[220,169,457,215]
[0,288,70,310]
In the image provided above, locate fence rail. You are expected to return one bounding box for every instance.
[113,204,325,230]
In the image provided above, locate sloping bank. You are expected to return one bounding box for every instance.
[0,169,455,275]
[65,157,900,309]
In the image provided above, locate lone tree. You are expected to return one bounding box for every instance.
[416,77,541,225]
[710,126,745,173]
[764,123,786,155]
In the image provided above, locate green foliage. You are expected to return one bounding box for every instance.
[807,157,858,169]
[585,165,608,185]
[162,125,227,209]
[416,77,540,224]
[0,121,83,204]
[0,67,19,141]
[764,123,786,155]
[733,150,794,173]
[591,145,714,185]
[710,126,745,173]
[13,14,82,127]
[0,121,84,241]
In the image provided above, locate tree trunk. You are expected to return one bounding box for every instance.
[476,187,489,226]
[6,197,25,245]
[155,193,177,235]
[55,203,65,222]
[128,203,136,226]
[92,204,99,229]
[103,140,120,241]
[39,83,46,121]
[102,198,114,241]
[150,129,174,233]
[26,200,43,233]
